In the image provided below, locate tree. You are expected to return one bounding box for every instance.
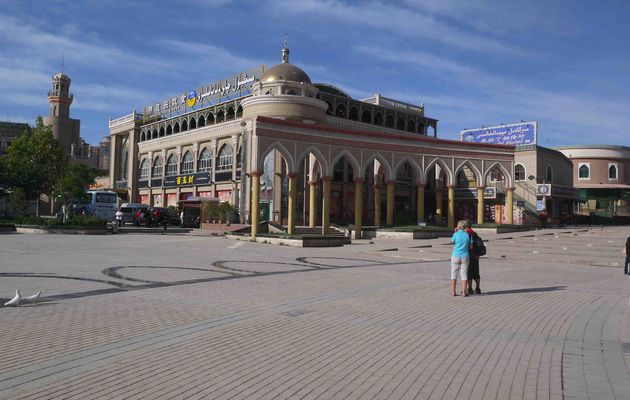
[5,117,66,203]
[9,187,28,215]
[53,163,99,222]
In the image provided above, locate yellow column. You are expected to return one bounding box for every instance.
[477,186,485,225]
[447,185,455,229]
[250,172,261,240]
[386,180,395,226]
[374,184,382,226]
[308,181,317,228]
[417,183,425,223]
[354,179,364,239]
[287,174,297,235]
[506,187,514,225]
[435,187,443,224]
[321,176,331,235]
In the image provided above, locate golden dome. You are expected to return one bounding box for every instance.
[260,45,311,84]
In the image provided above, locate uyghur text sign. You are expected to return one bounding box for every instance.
[460,122,537,146]
[143,66,264,120]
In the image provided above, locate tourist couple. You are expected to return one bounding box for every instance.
[450,220,483,297]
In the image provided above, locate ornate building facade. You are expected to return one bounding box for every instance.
[109,45,517,237]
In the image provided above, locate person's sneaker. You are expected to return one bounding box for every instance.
[475,287,481,294]
[468,287,474,295]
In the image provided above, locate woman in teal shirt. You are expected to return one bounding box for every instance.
[450,220,472,296]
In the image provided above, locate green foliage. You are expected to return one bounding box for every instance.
[5,117,66,200]
[201,202,238,223]
[63,215,107,226]
[9,187,28,215]
[14,214,106,227]
[53,163,100,209]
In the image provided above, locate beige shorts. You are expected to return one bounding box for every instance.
[451,256,469,280]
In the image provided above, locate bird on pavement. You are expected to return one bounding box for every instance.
[23,291,42,305]
[4,289,22,307]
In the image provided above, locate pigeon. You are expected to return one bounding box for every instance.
[4,289,22,307]
[24,291,41,305]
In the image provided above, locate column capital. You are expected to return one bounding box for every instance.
[353,178,365,184]
[447,185,456,189]
[287,173,299,179]
[308,180,318,186]
[476,186,485,190]
[385,179,396,185]
[505,187,516,191]
[249,171,263,177]
[374,184,382,190]
[321,176,333,182]
[415,182,426,187]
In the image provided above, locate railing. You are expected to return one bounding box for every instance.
[109,112,143,129]
[47,91,73,99]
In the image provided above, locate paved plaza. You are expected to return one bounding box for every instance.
[0,227,629,399]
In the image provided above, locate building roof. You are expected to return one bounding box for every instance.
[552,144,630,151]
[260,45,311,84]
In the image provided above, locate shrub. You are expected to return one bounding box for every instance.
[63,215,107,227]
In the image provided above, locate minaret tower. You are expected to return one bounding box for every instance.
[43,71,81,157]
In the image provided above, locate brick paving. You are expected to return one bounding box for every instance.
[0,226,629,399]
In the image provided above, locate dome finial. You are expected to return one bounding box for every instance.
[281,33,289,63]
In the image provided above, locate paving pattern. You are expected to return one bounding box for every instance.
[0,226,628,399]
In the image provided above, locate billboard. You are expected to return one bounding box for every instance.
[460,121,537,146]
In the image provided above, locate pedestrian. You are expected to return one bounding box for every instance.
[115,210,123,227]
[135,209,142,227]
[624,235,630,278]
[154,208,161,227]
[465,220,482,295]
[450,220,472,297]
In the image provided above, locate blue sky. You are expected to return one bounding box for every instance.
[1,0,629,146]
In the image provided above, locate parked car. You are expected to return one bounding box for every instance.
[148,207,180,227]
[120,203,149,225]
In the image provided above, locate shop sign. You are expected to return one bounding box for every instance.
[516,200,525,207]
[536,184,551,196]
[460,121,537,146]
[454,187,496,199]
[536,199,545,211]
[142,66,264,119]
[550,185,579,199]
[138,180,148,188]
[163,172,211,187]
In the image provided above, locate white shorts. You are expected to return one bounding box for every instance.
[451,256,469,280]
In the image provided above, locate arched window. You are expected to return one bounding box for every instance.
[546,165,553,183]
[159,127,165,137]
[609,164,617,179]
[349,107,359,121]
[140,131,146,141]
[207,113,214,125]
[226,107,235,120]
[198,115,205,127]
[152,129,157,139]
[418,123,425,134]
[578,164,589,179]
[166,125,172,135]
[198,148,212,172]
[286,90,297,95]
[152,157,163,178]
[514,164,526,181]
[385,115,394,128]
[325,101,333,115]
[335,103,346,118]
[361,109,371,123]
[166,154,177,176]
[139,159,149,180]
[174,122,180,133]
[374,112,383,126]
[407,120,415,132]
[181,120,188,131]
[180,151,193,174]
[236,105,243,118]
[189,117,196,130]
[216,110,225,123]
[217,145,233,171]
[490,168,504,181]
[396,118,405,130]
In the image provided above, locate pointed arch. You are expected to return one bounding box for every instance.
[393,156,423,184]
[258,141,296,174]
[296,146,330,177]
[330,149,360,178]
[425,158,454,186]
[362,153,393,181]
[483,161,512,186]
[454,160,483,186]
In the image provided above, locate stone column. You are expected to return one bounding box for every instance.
[250,171,262,240]
[109,134,120,187]
[127,129,138,202]
[354,178,364,239]
[416,183,425,223]
[231,134,240,205]
[287,173,297,235]
[374,184,382,226]
[308,181,317,228]
[506,187,514,224]
[435,188,443,224]
[477,186,485,225]
[321,176,332,235]
[386,180,395,226]
[447,185,455,229]
[210,139,217,197]
[192,143,198,197]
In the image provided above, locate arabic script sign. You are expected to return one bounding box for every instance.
[460,122,537,146]
[143,66,264,120]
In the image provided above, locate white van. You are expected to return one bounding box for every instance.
[82,191,119,221]
[119,203,149,224]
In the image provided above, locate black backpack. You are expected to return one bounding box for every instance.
[472,232,486,256]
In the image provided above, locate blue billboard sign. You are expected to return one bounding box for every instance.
[460,121,537,146]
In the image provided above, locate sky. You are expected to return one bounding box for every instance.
[1,0,629,147]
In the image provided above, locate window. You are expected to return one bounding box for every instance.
[166,154,177,176]
[217,145,233,171]
[578,163,589,179]
[95,193,117,204]
[180,151,193,174]
[490,168,504,181]
[152,157,163,178]
[139,159,149,180]
[609,164,618,180]
[514,164,526,181]
[546,165,553,183]
[198,148,212,172]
